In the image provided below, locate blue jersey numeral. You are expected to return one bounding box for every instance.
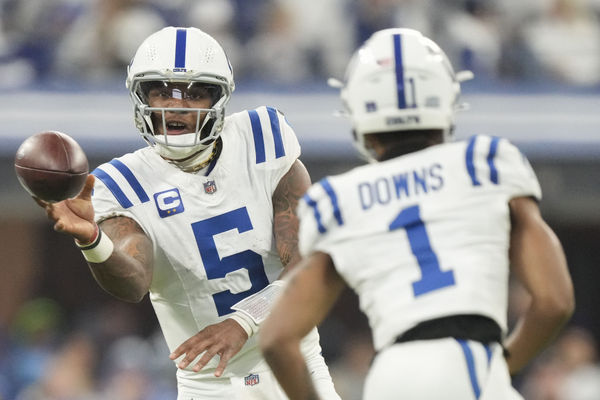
[389,205,455,297]
[191,207,269,316]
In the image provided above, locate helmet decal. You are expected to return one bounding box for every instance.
[393,33,407,109]
[334,28,472,161]
[174,28,187,71]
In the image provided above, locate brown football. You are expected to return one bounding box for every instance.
[14,131,89,202]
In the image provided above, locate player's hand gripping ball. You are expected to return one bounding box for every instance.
[14,131,89,202]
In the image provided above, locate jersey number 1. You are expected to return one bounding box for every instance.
[389,205,455,297]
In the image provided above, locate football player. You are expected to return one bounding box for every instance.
[260,28,574,400]
[37,27,340,400]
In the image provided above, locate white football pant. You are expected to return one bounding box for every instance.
[364,338,523,400]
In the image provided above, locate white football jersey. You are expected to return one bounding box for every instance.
[298,135,542,351]
[91,106,305,378]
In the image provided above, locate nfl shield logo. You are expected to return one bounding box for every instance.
[244,373,260,386]
[203,180,217,194]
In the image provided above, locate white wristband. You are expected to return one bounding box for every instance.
[231,280,287,324]
[229,311,259,338]
[76,228,114,263]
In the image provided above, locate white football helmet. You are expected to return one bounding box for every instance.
[126,26,235,171]
[333,28,472,160]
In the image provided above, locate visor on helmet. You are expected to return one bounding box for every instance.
[139,81,223,107]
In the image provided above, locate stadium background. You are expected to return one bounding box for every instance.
[0,0,599,398]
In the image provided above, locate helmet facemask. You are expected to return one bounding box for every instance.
[130,76,230,170]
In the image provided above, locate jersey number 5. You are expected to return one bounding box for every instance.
[192,207,270,316]
[389,205,455,297]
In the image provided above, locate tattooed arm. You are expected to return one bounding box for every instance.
[91,216,154,303]
[272,159,312,276]
[37,175,153,303]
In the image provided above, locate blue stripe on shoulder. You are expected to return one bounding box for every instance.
[248,110,266,164]
[487,137,500,185]
[109,159,149,203]
[457,339,482,399]
[465,136,481,186]
[92,168,133,209]
[320,178,343,226]
[266,107,285,158]
[303,193,326,234]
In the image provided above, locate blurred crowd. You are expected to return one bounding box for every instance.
[0,298,177,400]
[1,0,600,89]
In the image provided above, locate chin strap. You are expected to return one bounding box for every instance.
[178,142,218,172]
[162,141,218,172]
